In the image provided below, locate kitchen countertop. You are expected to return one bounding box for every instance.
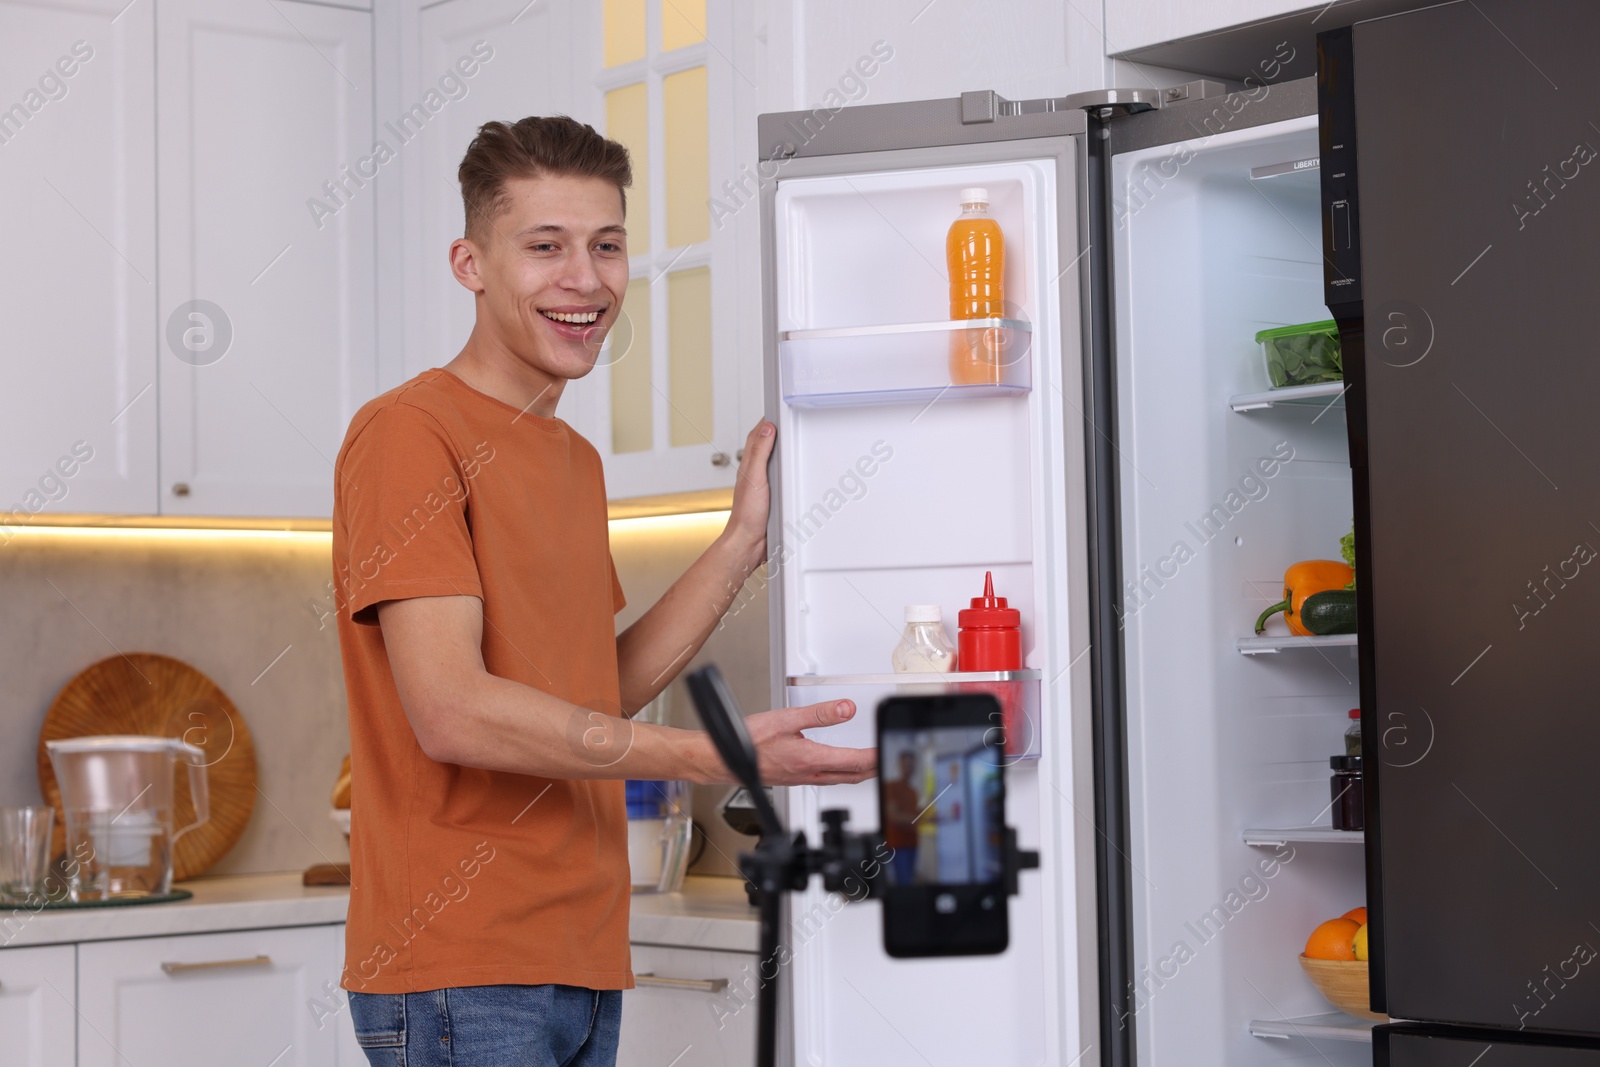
[0,873,759,953]
[627,874,760,953]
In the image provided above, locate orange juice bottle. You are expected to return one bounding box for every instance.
[947,187,1005,385]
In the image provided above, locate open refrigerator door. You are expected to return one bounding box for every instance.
[757,106,1096,1066]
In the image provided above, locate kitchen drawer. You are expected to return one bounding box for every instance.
[77,924,344,1067]
[619,944,759,1067]
[0,943,76,1067]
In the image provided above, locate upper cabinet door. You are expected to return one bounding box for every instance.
[157,0,376,518]
[0,0,157,519]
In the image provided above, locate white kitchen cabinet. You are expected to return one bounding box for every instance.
[156,0,377,518]
[619,944,757,1067]
[77,924,345,1067]
[1108,0,1320,55]
[0,0,158,519]
[0,943,76,1067]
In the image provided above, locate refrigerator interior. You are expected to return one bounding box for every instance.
[769,157,1080,1065]
[1112,114,1370,1065]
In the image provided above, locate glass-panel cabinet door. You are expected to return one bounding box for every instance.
[586,0,738,502]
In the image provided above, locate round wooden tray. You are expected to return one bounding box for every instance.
[37,654,256,882]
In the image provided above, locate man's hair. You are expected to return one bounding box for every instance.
[457,115,632,241]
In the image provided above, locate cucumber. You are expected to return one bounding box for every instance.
[1300,590,1358,635]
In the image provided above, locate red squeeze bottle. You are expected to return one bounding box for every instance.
[958,571,1021,671]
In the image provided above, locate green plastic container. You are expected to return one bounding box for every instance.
[1256,320,1342,388]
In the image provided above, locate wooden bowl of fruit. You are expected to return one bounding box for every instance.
[1300,908,1388,1023]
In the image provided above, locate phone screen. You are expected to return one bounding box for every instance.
[877,694,1009,958]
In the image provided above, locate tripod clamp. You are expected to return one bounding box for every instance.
[740,807,1040,905]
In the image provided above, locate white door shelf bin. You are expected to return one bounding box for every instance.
[778,318,1033,407]
[787,670,1042,761]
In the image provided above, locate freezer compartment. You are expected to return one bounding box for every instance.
[787,671,1042,760]
[778,318,1032,408]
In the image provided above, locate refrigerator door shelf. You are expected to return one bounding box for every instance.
[785,670,1041,761]
[778,318,1032,408]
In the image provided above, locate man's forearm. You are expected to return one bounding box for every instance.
[614,527,763,713]
[423,668,728,783]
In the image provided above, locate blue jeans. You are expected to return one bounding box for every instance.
[348,985,622,1067]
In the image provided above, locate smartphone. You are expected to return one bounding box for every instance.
[877,693,1009,958]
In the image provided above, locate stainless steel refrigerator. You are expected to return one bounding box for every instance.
[756,3,1600,1064]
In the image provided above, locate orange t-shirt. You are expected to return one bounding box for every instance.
[332,368,632,994]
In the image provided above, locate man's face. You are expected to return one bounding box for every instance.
[458,173,629,384]
[899,752,915,780]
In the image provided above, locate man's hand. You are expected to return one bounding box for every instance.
[724,419,775,567]
[742,699,877,786]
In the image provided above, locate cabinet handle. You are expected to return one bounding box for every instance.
[710,452,731,467]
[634,973,729,994]
[735,448,745,461]
[171,482,191,497]
[161,954,272,975]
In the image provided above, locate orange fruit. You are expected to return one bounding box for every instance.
[1342,907,1368,926]
[1304,917,1361,960]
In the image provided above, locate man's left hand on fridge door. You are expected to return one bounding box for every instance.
[723,420,775,571]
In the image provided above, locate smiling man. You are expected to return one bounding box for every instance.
[331,117,873,1067]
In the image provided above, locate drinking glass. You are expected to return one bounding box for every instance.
[0,806,56,903]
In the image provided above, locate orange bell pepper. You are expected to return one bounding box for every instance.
[1255,560,1356,636]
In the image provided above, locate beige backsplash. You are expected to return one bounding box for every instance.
[0,513,768,880]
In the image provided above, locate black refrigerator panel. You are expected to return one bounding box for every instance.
[1347,0,1600,1034]
[1378,1024,1600,1065]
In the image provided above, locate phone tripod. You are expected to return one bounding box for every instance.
[685,664,1038,1067]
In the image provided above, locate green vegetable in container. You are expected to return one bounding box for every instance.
[1257,320,1343,388]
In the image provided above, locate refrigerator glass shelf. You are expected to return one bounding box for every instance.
[778,319,1032,408]
[1241,826,1365,847]
[1229,381,1348,413]
[784,671,1042,761]
[1248,1013,1373,1043]
[1237,633,1357,655]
